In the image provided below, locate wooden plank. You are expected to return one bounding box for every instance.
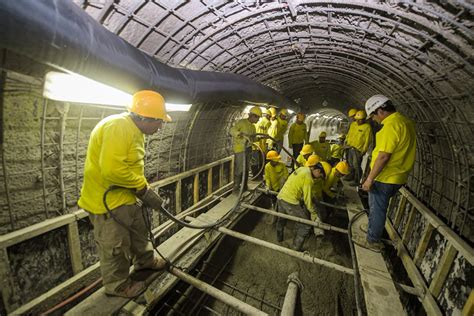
[175,179,182,214]
[0,213,76,249]
[193,173,200,205]
[400,187,474,265]
[462,289,474,316]
[219,163,224,187]
[343,186,405,316]
[429,244,458,298]
[207,167,213,196]
[386,219,442,315]
[230,156,235,184]
[393,196,407,228]
[67,222,84,275]
[0,248,17,313]
[414,223,434,266]
[402,205,417,243]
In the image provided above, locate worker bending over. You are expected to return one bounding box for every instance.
[276,155,330,251]
[310,131,331,161]
[318,161,350,221]
[295,144,314,168]
[264,150,289,193]
[230,106,262,192]
[78,90,171,298]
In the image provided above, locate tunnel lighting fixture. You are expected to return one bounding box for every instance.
[43,71,192,111]
[288,109,294,114]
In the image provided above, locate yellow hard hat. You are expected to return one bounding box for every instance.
[269,107,277,117]
[280,108,288,116]
[348,108,357,117]
[319,131,327,138]
[297,113,305,121]
[249,106,262,117]
[266,150,281,161]
[128,90,171,121]
[354,110,367,120]
[305,154,320,167]
[320,161,332,179]
[335,161,350,175]
[300,144,314,155]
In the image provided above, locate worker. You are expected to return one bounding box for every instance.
[230,106,262,193]
[361,95,416,251]
[344,108,358,160]
[310,131,331,161]
[319,161,350,221]
[295,144,314,168]
[329,134,345,166]
[276,155,330,251]
[346,110,373,186]
[252,108,271,177]
[78,90,171,298]
[266,107,279,151]
[288,112,308,161]
[264,150,289,193]
[274,108,289,152]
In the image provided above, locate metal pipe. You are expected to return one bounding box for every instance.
[186,216,354,275]
[281,272,303,316]
[240,203,348,234]
[169,267,268,316]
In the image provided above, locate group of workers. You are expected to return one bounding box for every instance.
[76,88,415,299]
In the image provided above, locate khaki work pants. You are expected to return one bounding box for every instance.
[88,204,154,293]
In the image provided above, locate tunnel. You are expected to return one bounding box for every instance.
[0,1,472,315]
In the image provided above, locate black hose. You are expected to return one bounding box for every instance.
[348,210,368,316]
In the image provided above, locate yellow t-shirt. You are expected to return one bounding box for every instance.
[267,118,280,147]
[349,122,373,153]
[275,117,288,141]
[78,113,147,214]
[277,167,317,218]
[264,162,289,192]
[345,121,357,146]
[288,122,307,145]
[230,118,256,153]
[254,116,271,150]
[371,112,416,184]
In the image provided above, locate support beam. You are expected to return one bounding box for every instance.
[67,222,84,275]
[193,173,200,205]
[428,244,458,298]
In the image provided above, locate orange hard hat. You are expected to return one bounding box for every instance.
[128,90,171,121]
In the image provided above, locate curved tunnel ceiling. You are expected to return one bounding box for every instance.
[77,0,473,115]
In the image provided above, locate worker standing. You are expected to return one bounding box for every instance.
[319,161,350,221]
[361,95,416,251]
[264,150,289,193]
[252,108,271,177]
[266,107,279,151]
[288,112,308,161]
[344,108,358,163]
[276,155,330,251]
[346,110,373,186]
[78,90,170,298]
[230,106,262,192]
[310,131,331,161]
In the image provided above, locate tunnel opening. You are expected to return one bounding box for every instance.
[152,196,357,315]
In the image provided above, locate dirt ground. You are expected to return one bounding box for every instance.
[204,198,356,315]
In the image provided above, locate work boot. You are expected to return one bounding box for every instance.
[106,280,146,298]
[135,257,167,271]
[276,229,284,242]
[292,235,305,251]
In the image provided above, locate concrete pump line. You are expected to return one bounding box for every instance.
[185,216,354,275]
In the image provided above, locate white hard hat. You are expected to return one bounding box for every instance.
[365,94,390,116]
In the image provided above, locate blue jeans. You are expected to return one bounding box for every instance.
[367,181,401,242]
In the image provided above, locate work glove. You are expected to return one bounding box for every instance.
[136,187,165,211]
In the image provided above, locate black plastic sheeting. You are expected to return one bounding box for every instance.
[0,1,296,108]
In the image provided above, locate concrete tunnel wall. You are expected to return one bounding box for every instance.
[0,0,472,313]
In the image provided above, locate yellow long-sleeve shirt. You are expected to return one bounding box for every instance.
[78,113,148,214]
[295,154,308,168]
[322,168,340,198]
[348,122,373,153]
[345,121,357,146]
[312,178,323,200]
[277,167,317,218]
[264,162,289,192]
[274,117,288,141]
[267,118,280,147]
[310,140,331,161]
[230,118,256,153]
[254,116,271,150]
[288,122,308,145]
[330,143,344,159]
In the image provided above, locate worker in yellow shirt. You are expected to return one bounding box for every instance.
[361,95,416,252]
[288,112,308,161]
[264,150,289,192]
[310,131,331,161]
[78,90,171,298]
[345,108,358,160]
[266,107,279,151]
[230,106,262,192]
[295,144,314,168]
[276,155,331,251]
[274,108,289,152]
[346,110,373,186]
[252,108,271,177]
[319,161,350,221]
[329,134,346,166]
